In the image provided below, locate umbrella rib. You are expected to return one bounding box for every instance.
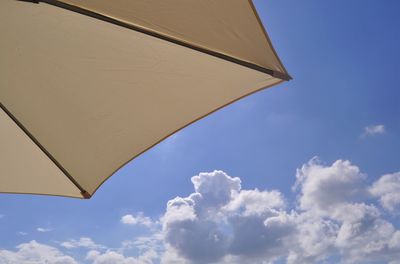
[29,0,291,81]
[0,102,91,199]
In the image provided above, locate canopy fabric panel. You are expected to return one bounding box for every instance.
[57,0,289,75]
[0,106,82,198]
[0,0,289,198]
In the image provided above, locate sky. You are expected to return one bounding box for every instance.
[1,0,400,263]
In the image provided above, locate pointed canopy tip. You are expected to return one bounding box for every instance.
[272,71,292,81]
[81,190,92,199]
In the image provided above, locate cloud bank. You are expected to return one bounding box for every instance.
[0,240,77,264]
[1,158,399,264]
[160,161,400,264]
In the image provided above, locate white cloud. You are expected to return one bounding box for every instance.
[224,189,286,216]
[61,237,105,250]
[191,170,241,208]
[364,124,385,135]
[87,250,137,264]
[289,159,400,263]
[160,245,191,264]
[37,227,52,232]
[370,172,400,212]
[293,157,367,215]
[83,233,164,264]
[123,233,164,252]
[160,170,296,264]
[18,232,28,236]
[287,212,338,264]
[5,160,400,264]
[158,163,400,264]
[86,249,158,264]
[121,213,154,227]
[0,240,77,264]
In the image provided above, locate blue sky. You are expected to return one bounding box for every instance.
[1,0,400,263]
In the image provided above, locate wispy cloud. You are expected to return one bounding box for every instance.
[121,232,164,253]
[36,227,52,233]
[61,237,105,250]
[364,124,385,136]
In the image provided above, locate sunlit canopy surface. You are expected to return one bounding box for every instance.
[0,0,290,198]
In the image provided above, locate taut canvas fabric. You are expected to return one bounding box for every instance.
[0,0,290,198]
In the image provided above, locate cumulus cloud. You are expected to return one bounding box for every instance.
[121,213,154,227]
[287,212,338,263]
[293,157,367,215]
[224,189,286,216]
[161,170,295,264]
[290,159,400,263]
[0,240,77,264]
[162,195,228,263]
[191,171,241,208]
[61,237,105,250]
[370,172,400,212]
[364,124,385,136]
[159,163,400,264]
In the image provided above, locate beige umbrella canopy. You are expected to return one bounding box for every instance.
[0,0,290,199]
